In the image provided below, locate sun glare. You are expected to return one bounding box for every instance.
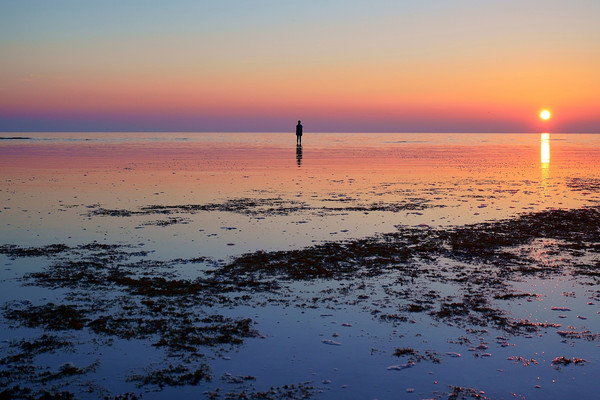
[541,133,550,164]
[540,110,551,120]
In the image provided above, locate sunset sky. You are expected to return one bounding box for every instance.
[1,0,599,133]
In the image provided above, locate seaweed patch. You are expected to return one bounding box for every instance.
[1,206,600,397]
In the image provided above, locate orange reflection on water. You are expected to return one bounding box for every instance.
[2,132,599,230]
[540,133,550,195]
[541,133,550,165]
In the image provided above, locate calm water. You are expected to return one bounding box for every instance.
[1,132,599,399]
[2,132,599,258]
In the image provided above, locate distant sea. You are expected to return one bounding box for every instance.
[1,132,599,399]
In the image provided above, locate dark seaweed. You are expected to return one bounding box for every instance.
[204,382,315,400]
[5,303,88,330]
[393,347,440,363]
[448,386,488,399]
[2,206,600,398]
[88,197,443,218]
[128,364,211,388]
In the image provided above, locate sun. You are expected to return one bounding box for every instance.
[540,110,551,120]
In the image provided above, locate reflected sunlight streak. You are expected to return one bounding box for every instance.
[541,133,550,165]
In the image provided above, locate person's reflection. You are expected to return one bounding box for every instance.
[296,144,303,167]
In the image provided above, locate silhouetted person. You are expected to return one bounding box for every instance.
[296,120,303,145]
[296,144,302,167]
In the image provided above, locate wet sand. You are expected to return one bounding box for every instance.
[0,133,599,399]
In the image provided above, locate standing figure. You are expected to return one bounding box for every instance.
[296,120,303,145]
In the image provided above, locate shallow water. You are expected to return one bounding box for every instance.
[0,132,599,399]
[2,133,599,258]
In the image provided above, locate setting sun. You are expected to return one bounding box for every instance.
[540,110,551,120]
[3,2,600,399]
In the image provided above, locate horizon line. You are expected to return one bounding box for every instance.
[1,130,598,135]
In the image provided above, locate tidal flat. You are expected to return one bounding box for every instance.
[0,133,599,399]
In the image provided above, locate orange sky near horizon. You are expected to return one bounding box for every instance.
[1,1,599,132]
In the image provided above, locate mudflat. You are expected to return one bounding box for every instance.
[1,132,599,399]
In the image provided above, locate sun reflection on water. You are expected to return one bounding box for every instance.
[541,133,550,165]
[540,133,550,196]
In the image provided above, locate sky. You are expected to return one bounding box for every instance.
[1,0,599,133]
